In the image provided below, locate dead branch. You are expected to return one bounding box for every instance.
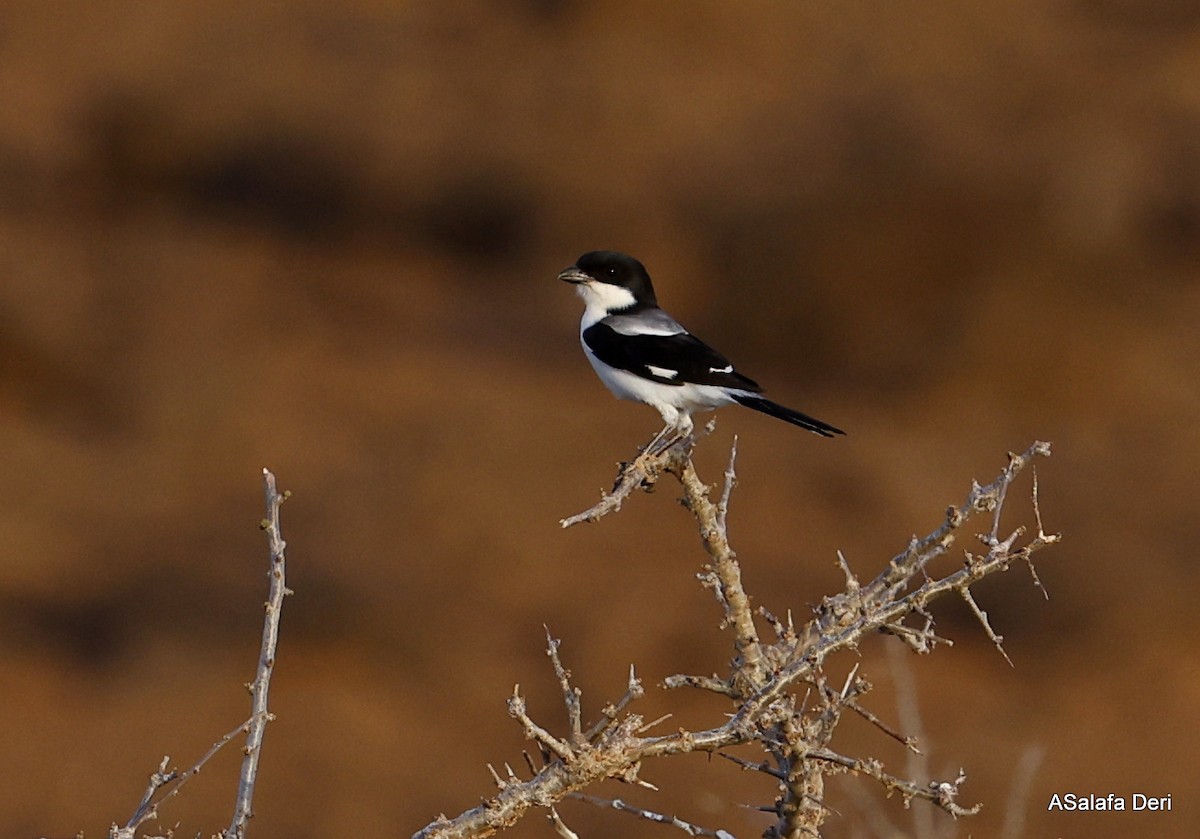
[570,793,736,837]
[108,469,291,839]
[226,468,291,837]
[414,434,1058,838]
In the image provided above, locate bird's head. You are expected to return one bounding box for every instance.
[558,250,658,313]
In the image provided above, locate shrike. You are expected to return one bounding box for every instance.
[559,250,844,447]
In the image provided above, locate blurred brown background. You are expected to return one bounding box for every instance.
[1,2,1198,837]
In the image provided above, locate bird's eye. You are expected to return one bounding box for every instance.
[606,266,618,276]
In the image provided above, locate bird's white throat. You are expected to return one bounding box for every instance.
[575,281,639,330]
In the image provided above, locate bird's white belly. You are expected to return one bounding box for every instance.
[583,346,736,415]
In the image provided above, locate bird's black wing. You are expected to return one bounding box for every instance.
[583,322,762,391]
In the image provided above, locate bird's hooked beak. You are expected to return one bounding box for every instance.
[557,266,591,284]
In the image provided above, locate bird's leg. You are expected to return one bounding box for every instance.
[678,414,696,447]
[645,414,693,456]
[643,423,676,456]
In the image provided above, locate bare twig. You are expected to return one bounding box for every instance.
[225,469,291,838]
[804,749,981,817]
[559,433,690,528]
[509,687,575,762]
[414,437,1058,839]
[547,807,580,839]
[837,692,920,754]
[110,719,256,839]
[662,672,739,697]
[1025,466,1050,599]
[559,421,720,528]
[959,581,1014,667]
[571,793,737,837]
[583,664,645,742]
[545,627,584,747]
[675,443,767,694]
[113,756,176,837]
[111,469,292,839]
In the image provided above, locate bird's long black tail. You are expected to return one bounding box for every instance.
[731,394,845,437]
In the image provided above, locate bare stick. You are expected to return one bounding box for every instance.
[571,793,736,838]
[115,756,175,836]
[675,440,766,693]
[111,470,292,839]
[662,672,739,697]
[559,436,689,528]
[583,664,645,742]
[509,688,575,762]
[548,807,580,839]
[805,750,981,817]
[545,627,584,746]
[958,583,1014,667]
[111,719,255,839]
[1024,466,1050,599]
[413,441,1058,839]
[559,421,721,528]
[225,468,291,838]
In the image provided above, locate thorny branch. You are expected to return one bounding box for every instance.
[109,718,261,839]
[109,469,291,839]
[414,430,1058,838]
[227,468,291,837]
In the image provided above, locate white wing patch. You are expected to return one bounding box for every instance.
[709,364,734,373]
[647,364,679,380]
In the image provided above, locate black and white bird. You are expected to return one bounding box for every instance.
[559,250,844,446]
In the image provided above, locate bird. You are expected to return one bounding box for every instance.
[558,250,844,449]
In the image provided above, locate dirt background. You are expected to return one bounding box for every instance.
[1,2,1198,838]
